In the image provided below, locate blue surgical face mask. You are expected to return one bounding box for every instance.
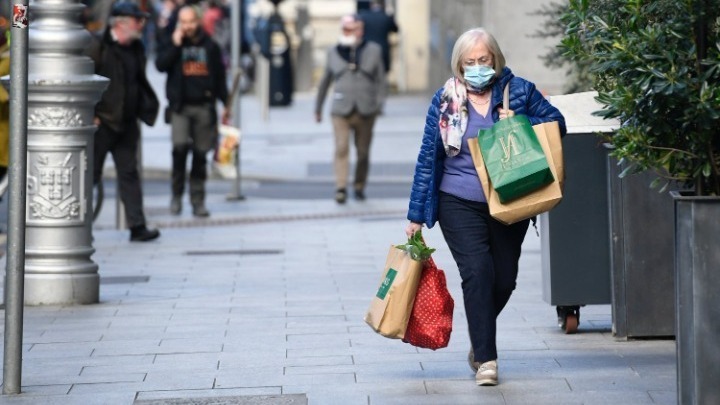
[463,65,495,91]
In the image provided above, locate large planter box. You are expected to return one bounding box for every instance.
[673,192,720,405]
[540,92,617,333]
[608,161,675,338]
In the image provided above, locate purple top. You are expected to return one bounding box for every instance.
[439,103,494,202]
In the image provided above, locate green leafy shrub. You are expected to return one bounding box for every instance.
[560,0,720,195]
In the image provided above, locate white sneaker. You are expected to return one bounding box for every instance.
[476,360,498,386]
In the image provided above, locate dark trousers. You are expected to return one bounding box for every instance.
[437,192,529,363]
[93,121,146,228]
[170,104,216,205]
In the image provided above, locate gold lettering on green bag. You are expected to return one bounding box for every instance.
[500,131,521,163]
[376,268,398,300]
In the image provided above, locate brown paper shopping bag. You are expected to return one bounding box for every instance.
[469,121,564,225]
[364,246,423,339]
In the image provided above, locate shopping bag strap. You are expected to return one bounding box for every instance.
[502,83,510,115]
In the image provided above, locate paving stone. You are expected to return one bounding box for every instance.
[215,370,356,389]
[24,343,94,359]
[283,355,354,368]
[285,334,350,350]
[283,325,349,335]
[217,354,288,370]
[353,363,427,383]
[282,380,427,396]
[8,384,72,396]
[134,387,283,402]
[503,391,654,404]
[23,370,146,386]
[370,393,504,405]
[100,327,168,341]
[303,392,368,405]
[0,392,137,405]
[92,340,221,357]
[134,394,308,405]
[352,350,461,366]
[69,371,215,394]
[565,374,671,392]
[648,390,677,405]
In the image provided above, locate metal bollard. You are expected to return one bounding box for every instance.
[2,0,30,395]
[20,0,108,305]
[226,0,245,201]
[258,54,270,122]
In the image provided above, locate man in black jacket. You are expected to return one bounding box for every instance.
[156,5,229,217]
[86,2,160,242]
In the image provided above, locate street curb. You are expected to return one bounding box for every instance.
[93,208,407,230]
[103,167,414,184]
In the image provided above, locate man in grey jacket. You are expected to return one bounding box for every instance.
[315,15,386,204]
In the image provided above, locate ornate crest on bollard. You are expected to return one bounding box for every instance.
[21,0,108,304]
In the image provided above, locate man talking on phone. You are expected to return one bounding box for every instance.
[156,5,229,218]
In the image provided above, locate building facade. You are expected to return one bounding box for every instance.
[254,0,565,95]
[428,0,565,95]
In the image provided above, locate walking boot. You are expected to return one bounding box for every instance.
[335,188,347,204]
[192,202,210,217]
[354,188,366,201]
[190,179,209,217]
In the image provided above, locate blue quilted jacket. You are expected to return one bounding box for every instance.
[406,67,567,228]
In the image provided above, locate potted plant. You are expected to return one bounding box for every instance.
[559,0,719,403]
[537,0,676,340]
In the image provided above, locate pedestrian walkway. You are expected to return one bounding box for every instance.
[0,88,676,404]
[0,203,676,404]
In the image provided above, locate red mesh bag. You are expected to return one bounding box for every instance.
[402,257,454,350]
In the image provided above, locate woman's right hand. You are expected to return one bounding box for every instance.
[405,222,423,238]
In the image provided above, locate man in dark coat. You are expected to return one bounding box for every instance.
[156,5,229,217]
[85,1,161,242]
[359,0,398,73]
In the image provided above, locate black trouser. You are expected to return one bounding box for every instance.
[437,192,529,363]
[171,144,207,206]
[170,104,216,206]
[93,121,146,228]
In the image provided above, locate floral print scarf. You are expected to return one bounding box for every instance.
[438,77,469,157]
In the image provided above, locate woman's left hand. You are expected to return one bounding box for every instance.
[497,107,515,120]
[405,222,423,238]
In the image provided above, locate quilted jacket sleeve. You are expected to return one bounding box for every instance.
[407,89,443,224]
[515,78,567,137]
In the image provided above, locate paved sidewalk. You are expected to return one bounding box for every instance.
[0,200,676,405]
[0,87,676,404]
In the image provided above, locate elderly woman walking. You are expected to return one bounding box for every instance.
[405,28,566,386]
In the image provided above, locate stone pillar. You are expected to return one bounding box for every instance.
[22,0,108,305]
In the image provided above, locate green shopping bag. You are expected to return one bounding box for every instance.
[478,85,554,203]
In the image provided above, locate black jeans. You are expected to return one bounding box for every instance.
[170,104,216,204]
[437,192,529,363]
[93,121,146,228]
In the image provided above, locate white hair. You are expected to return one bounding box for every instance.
[450,28,506,80]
